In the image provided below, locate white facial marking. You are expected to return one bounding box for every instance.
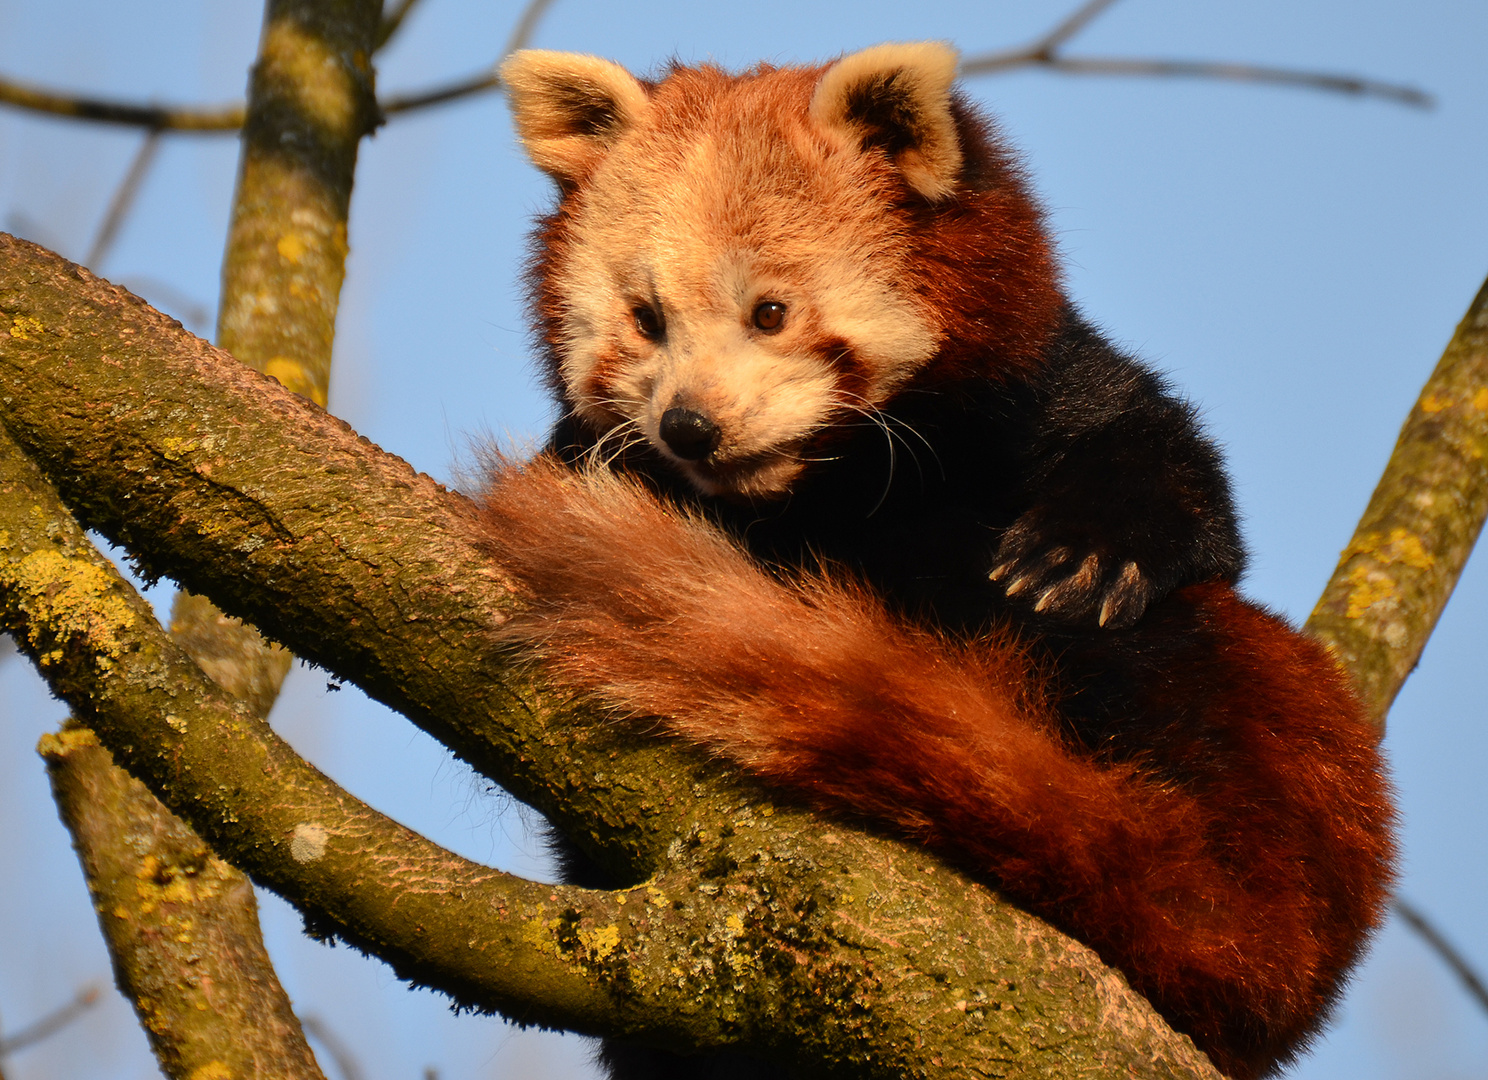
[550,89,942,496]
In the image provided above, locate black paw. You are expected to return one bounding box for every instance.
[989,518,1156,629]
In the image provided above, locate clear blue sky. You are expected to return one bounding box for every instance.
[1,1,1485,1077]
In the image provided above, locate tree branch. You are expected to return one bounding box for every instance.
[42,729,328,1080]
[374,0,425,51]
[1393,899,1488,1018]
[0,234,1224,1076]
[84,129,163,271]
[0,986,100,1057]
[1307,273,1488,726]
[959,0,1432,109]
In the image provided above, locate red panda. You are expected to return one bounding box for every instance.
[479,43,1396,1080]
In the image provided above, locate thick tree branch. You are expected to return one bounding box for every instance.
[0,235,1224,1076]
[218,0,382,405]
[1307,272,1488,726]
[0,365,1217,1079]
[42,729,327,1080]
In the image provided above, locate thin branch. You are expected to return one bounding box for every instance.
[84,128,162,270]
[301,1016,367,1080]
[1029,0,1122,56]
[958,0,1433,109]
[380,71,501,114]
[0,76,244,130]
[375,0,425,51]
[0,986,101,1057]
[379,0,558,114]
[500,0,559,58]
[1037,56,1433,108]
[1394,899,1488,1018]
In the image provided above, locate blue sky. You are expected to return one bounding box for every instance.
[1,1,1485,1077]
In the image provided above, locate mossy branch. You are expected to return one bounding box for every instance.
[42,728,326,1080]
[1307,272,1488,727]
[0,234,1223,1076]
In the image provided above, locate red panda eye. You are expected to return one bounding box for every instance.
[633,305,664,340]
[752,301,787,333]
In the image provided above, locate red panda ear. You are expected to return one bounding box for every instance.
[810,42,963,201]
[500,50,651,187]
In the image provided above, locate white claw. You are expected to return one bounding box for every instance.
[989,562,1011,582]
[1005,574,1031,597]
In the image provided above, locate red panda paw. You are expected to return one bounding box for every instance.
[990,518,1157,629]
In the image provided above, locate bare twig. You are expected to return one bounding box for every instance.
[0,985,102,1057]
[375,0,425,50]
[301,1016,367,1080]
[84,128,163,269]
[500,0,559,57]
[982,55,1435,108]
[374,0,559,114]
[380,71,502,114]
[1394,899,1488,1018]
[0,76,245,130]
[959,0,1432,109]
[1030,0,1122,56]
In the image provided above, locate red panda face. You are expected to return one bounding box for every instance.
[503,44,1061,498]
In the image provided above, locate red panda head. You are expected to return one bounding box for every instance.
[503,43,1062,498]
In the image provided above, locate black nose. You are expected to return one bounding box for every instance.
[659,407,721,461]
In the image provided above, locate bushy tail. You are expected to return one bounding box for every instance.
[477,455,1394,1080]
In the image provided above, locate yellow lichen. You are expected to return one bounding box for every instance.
[579,924,621,958]
[1420,392,1449,414]
[262,18,360,139]
[1344,527,1434,571]
[1474,387,1488,411]
[160,436,203,461]
[8,314,43,340]
[188,1062,233,1080]
[36,726,101,759]
[276,233,308,263]
[2,550,134,666]
[262,357,327,407]
[1345,569,1395,620]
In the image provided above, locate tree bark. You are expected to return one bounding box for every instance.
[1307,274,1488,727]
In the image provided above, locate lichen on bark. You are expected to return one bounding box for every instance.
[1307,273,1488,728]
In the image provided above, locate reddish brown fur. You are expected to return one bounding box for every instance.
[527,62,1065,401]
[480,461,1394,1079]
[495,47,1394,1078]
